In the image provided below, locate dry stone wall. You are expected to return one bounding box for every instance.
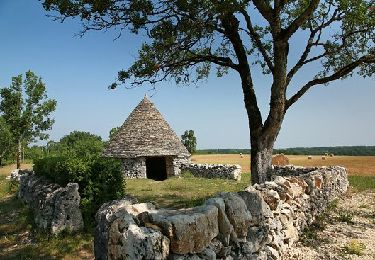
[19,173,84,235]
[121,158,147,179]
[94,166,348,260]
[181,163,242,181]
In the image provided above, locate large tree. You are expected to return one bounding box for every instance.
[0,71,57,169]
[43,0,375,183]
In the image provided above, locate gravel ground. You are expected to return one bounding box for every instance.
[283,190,375,260]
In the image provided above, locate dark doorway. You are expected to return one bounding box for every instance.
[146,157,167,181]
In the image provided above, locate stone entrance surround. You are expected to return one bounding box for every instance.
[94,166,348,260]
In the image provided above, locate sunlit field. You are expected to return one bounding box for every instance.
[192,154,375,176]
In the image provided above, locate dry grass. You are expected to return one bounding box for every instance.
[192,154,375,176]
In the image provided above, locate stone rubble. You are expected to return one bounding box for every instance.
[94,166,348,259]
[18,173,84,235]
[181,163,242,181]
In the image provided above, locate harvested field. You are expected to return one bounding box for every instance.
[192,154,375,176]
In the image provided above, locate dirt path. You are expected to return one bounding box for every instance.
[283,190,375,260]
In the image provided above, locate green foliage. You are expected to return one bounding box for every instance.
[181,130,197,154]
[109,127,120,140]
[276,146,375,156]
[34,156,125,227]
[0,71,56,168]
[196,146,375,156]
[24,145,45,161]
[46,131,104,158]
[0,116,13,165]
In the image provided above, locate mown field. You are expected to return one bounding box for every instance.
[192,154,375,176]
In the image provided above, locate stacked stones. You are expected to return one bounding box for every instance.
[94,166,348,260]
[19,173,84,235]
[181,163,242,181]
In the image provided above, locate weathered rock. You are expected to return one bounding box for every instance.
[218,192,252,239]
[205,198,234,245]
[147,205,219,254]
[95,198,169,260]
[18,174,83,235]
[238,189,273,225]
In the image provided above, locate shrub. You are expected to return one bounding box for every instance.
[34,156,125,228]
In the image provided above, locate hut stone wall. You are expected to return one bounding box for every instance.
[121,156,190,179]
[122,158,147,179]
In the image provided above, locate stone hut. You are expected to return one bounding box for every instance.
[103,96,190,180]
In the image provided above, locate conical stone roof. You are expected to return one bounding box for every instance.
[103,96,190,158]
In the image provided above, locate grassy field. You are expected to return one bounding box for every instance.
[126,172,251,209]
[0,164,93,260]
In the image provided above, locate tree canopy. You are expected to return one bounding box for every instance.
[48,131,105,158]
[42,0,375,183]
[0,71,57,168]
[181,130,197,154]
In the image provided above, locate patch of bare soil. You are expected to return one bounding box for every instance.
[283,190,375,260]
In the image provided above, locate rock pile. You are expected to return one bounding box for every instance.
[94,166,348,259]
[181,163,242,181]
[19,173,84,234]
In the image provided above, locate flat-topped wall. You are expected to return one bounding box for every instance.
[94,166,348,259]
[181,163,242,181]
[19,173,84,235]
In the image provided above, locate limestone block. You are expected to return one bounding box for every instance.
[218,192,252,239]
[147,205,219,254]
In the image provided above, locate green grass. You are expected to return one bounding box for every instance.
[126,171,251,208]
[349,176,375,191]
[0,164,94,259]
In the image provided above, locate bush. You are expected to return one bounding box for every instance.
[34,156,125,228]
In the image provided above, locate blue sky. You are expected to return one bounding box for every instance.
[0,0,374,149]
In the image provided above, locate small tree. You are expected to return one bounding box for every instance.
[181,130,197,154]
[0,71,56,169]
[58,131,105,158]
[0,116,13,166]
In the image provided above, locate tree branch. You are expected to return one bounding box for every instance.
[281,0,320,39]
[252,0,274,24]
[286,53,375,109]
[240,9,274,73]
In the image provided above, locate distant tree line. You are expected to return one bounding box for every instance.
[196,146,375,156]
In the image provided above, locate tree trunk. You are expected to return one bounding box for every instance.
[250,139,274,184]
[0,156,2,167]
[16,140,21,169]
